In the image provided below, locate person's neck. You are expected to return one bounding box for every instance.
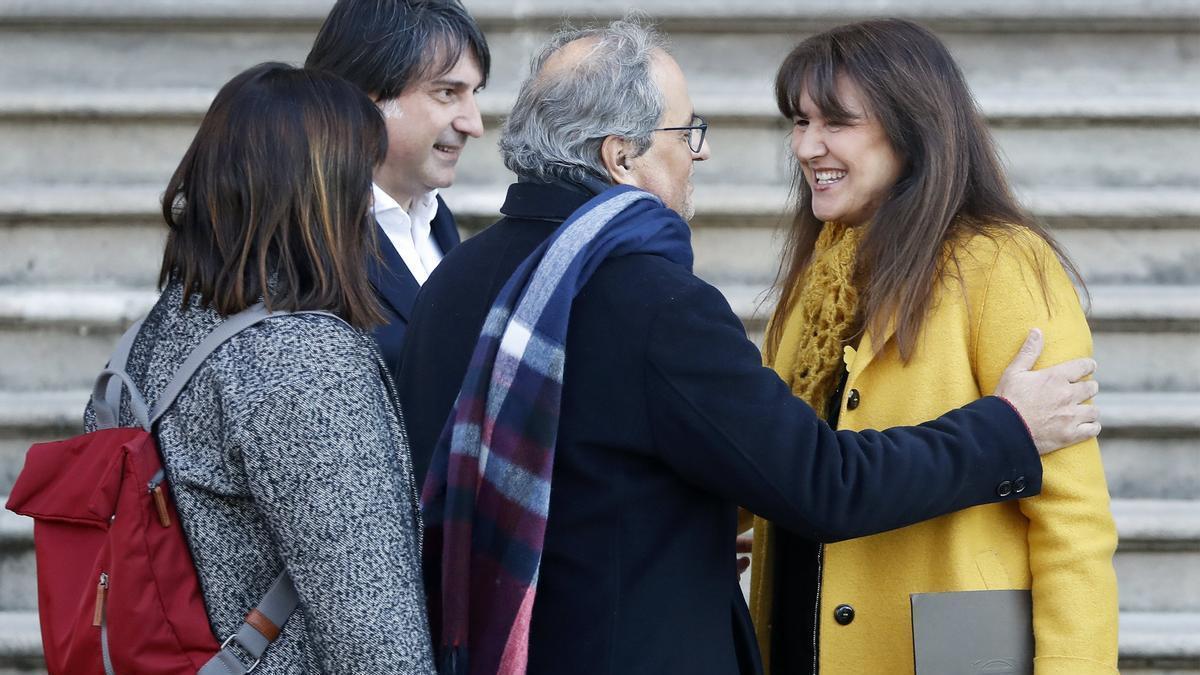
[374,173,416,212]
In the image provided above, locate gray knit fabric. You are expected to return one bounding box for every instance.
[84,281,435,674]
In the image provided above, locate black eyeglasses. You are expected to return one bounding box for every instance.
[654,114,708,153]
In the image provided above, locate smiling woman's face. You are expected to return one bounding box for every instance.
[790,76,903,227]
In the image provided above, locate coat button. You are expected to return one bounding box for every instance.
[834,604,855,625]
[1014,476,1027,494]
[846,389,861,410]
[997,480,1013,497]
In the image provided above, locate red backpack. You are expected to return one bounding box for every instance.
[6,305,316,675]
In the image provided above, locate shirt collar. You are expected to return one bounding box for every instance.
[408,189,440,230]
[371,183,439,221]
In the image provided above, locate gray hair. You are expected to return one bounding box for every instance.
[498,18,668,184]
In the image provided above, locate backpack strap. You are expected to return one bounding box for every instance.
[92,369,152,431]
[92,306,345,429]
[149,304,339,425]
[199,572,299,675]
[93,318,147,429]
[108,317,145,374]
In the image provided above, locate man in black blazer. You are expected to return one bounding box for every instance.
[306,0,490,377]
[400,20,1101,675]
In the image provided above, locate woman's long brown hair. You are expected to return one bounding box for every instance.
[765,19,1084,361]
[159,62,388,328]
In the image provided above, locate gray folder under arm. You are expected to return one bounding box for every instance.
[911,589,1033,675]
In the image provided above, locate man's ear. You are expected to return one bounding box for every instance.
[600,135,639,187]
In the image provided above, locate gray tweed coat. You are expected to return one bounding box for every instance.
[85,282,435,673]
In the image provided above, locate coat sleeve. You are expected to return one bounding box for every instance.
[642,277,1044,543]
[968,233,1119,674]
[228,365,436,674]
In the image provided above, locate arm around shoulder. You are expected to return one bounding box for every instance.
[643,278,1043,542]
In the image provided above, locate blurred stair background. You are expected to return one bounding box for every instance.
[0,0,1197,671]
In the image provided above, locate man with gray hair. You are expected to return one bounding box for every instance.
[400,19,1100,675]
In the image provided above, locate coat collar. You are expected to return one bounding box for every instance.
[367,220,421,322]
[500,176,608,224]
[844,320,897,380]
[430,194,460,254]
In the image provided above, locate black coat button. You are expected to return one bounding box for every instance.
[846,389,861,410]
[1014,477,1027,494]
[834,604,855,625]
[997,480,1013,497]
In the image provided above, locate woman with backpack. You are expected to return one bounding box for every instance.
[746,19,1118,674]
[84,63,435,672]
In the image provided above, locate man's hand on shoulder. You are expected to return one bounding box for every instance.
[993,328,1101,455]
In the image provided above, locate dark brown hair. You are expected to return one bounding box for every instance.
[766,19,1083,360]
[305,0,490,101]
[159,62,388,327]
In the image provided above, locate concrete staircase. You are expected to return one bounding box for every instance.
[1,0,1197,671]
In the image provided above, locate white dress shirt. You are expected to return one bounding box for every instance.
[372,183,445,285]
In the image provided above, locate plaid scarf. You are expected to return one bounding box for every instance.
[421,185,694,675]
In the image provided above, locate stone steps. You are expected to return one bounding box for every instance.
[0,610,42,675]
[0,287,160,393]
[5,182,1197,226]
[4,282,1194,392]
[1120,611,1200,673]
[0,1,1194,96]
[2,184,1197,289]
[3,0,1196,22]
[0,505,35,612]
[1113,500,1200,613]
[1099,392,1200,502]
[5,89,1200,122]
[0,3,1193,212]
[3,94,1197,191]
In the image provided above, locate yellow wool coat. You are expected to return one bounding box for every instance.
[749,231,1119,674]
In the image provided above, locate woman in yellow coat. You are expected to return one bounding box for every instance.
[747,19,1119,674]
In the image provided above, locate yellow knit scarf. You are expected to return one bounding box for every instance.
[749,221,862,673]
[765,221,863,412]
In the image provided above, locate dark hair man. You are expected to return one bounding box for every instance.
[401,19,1101,675]
[306,0,490,378]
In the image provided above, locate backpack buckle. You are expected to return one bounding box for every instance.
[219,633,262,673]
